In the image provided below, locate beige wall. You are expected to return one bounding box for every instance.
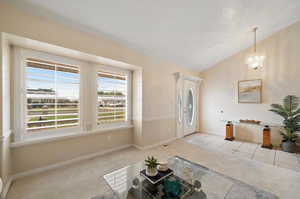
[11,129,132,174]
[199,20,300,145]
[0,1,199,177]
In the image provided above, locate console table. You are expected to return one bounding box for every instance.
[222,120,282,147]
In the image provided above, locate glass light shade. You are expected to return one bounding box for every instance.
[246,53,265,69]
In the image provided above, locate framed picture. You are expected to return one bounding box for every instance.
[238,79,262,103]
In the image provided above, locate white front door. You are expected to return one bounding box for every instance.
[183,79,197,136]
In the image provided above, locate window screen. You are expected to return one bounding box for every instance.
[25,58,80,132]
[97,71,127,125]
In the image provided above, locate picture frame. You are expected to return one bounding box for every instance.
[238,79,262,103]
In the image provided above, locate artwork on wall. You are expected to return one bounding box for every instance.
[238,79,262,103]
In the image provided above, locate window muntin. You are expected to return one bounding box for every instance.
[97,71,127,125]
[25,58,80,132]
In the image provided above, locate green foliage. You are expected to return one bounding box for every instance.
[97,91,124,96]
[145,156,159,168]
[269,95,300,133]
[280,128,298,143]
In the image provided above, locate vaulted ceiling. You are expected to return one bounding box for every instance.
[7,0,300,71]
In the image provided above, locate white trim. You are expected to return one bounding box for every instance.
[0,130,12,141]
[6,33,141,144]
[12,46,134,143]
[93,64,132,129]
[13,47,25,141]
[3,33,140,71]
[173,72,203,83]
[5,143,133,198]
[13,47,85,141]
[174,72,202,139]
[133,137,177,150]
[11,144,132,180]
[143,115,175,121]
[197,130,226,138]
[132,144,144,150]
[1,177,13,199]
[11,125,133,148]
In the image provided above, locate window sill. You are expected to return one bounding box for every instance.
[10,124,133,148]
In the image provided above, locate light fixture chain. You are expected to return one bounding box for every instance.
[254,28,257,53]
[254,27,257,53]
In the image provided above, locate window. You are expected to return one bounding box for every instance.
[13,47,132,142]
[25,58,80,132]
[97,71,128,125]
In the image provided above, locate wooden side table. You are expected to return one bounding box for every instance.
[262,125,273,149]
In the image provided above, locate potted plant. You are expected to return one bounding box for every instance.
[269,95,300,153]
[145,156,159,176]
[280,128,298,153]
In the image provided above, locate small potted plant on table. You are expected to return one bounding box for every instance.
[269,95,300,153]
[145,156,159,176]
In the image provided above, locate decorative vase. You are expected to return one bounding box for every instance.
[163,176,182,197]
[158,162,168,172]
[146,167,158,176]
[282,141,296,153]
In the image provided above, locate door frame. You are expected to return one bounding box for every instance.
[174,72,202,138]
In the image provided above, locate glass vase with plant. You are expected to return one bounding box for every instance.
[269,95,300,152]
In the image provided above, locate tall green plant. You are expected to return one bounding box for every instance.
[280,128,298,142]
[269,95,300,133]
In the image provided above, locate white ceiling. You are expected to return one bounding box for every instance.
[7,0,300,71]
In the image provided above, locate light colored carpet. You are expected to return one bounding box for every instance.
[6,133,300,199]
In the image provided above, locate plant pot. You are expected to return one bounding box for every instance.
[146,167,158,176]
[282,141,296,153]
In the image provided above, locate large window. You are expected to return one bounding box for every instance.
[97,71,127,125]
[14,48,131,141]
[25,58,80,132]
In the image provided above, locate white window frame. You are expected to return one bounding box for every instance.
[13,47,132,142]
[13,47,85,141]
[93,64,132,130]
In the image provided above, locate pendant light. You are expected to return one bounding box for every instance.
[246,27,265,69]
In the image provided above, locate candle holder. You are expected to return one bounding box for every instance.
[225,121,235,141]
[262,125,273,149]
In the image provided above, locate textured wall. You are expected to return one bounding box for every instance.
[0,1,199,175]
[199,20,300,145]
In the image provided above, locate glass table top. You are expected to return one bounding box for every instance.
[103,156,277,199]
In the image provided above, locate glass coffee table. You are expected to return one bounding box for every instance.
[103,156,277,199]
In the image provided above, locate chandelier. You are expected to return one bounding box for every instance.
[246,27,265,69]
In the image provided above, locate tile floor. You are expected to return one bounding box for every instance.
[6,133,300,199]
[185,133,300,172]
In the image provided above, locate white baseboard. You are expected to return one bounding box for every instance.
[132,144,144,150]
[133,137,177,150]
[198,130,222,136]
[2,138,177,197]
[11,144,132,181]
[1,177,13,199]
